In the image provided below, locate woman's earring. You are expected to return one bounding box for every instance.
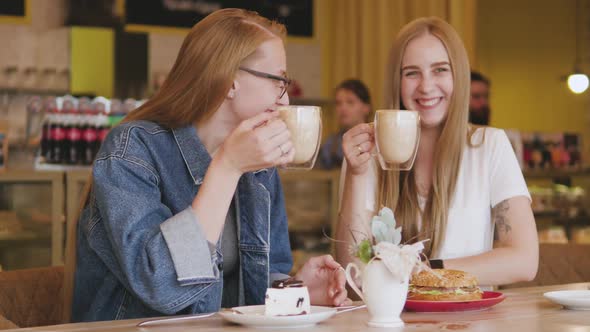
[228,91,235,99]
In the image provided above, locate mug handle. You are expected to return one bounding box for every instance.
[345,263,364,302]
[368,122,378,157]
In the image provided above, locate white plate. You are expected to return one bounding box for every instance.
[218,305,337,328]
[543,290,590,310]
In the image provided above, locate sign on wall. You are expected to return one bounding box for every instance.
[125,0,313,38]
[0,0,30,24]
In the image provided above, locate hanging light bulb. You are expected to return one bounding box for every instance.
[566,0,589,94]
[567,73,589,94]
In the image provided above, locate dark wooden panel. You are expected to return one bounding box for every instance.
[0,0,25,17]
[125,0,313,37]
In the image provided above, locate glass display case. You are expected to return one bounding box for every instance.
[525,169,590,244]
[61,169,342,274]
[0,170,64,270]
[279,170,340,272]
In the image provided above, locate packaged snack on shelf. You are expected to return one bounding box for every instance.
[521,131,583,170]
[529,186,554,213]
[538,226,568,244]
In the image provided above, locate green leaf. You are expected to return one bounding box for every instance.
[357,240,373,264]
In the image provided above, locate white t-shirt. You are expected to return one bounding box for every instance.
[339,127,531,260]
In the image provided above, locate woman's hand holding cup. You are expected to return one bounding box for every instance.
[218,111,295,175]
[342,123,375,175]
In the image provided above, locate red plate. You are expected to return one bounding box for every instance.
[404,291,505,312]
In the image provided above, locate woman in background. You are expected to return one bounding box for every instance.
[319,79,371,169]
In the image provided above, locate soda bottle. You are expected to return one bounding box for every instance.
[77,97,91,165]
[83,101,99,165]
[51,97,65,164]
[61,97,75,164]
[66,97,83,164]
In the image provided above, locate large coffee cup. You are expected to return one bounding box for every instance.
[277,105,322,170]
[374,110,420,171]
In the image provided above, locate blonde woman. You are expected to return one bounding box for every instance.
[71,9,348,322]
[336,17,538,286]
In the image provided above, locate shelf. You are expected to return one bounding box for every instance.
[0,170,63,183]
[0,231,51,246]
[34,161,92,172]
[553,216,590,225]
[523,168,590,178]
[0,88,69,96]
[534,211,561,219]
[534,211,590,223]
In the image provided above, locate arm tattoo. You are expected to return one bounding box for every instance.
[493,200,511,235]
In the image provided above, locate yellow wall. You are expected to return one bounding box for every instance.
[70,27,114,98]
[318,0,477,109]
[477,0,590,148]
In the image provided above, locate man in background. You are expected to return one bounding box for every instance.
[469,71,491,125]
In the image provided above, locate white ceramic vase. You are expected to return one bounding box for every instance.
[346,259,409,328]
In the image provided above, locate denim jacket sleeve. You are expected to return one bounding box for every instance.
[268,170,293,275]
[91,155,220,314]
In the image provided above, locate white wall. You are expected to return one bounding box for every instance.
[0,0,69,143]
[0,0,69,90]
[148,33,323,98]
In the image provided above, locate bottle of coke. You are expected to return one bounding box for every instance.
[98,112,111,145]
[61,97,75,164]
[42,97,57,163]
[123,98,137,115]
[50,97,65,164]
[94,97,111,159]
[65,97,83,164]
[109,99,124,127]
[83,100,99,165]
[41,114,51,162]
[77,97,91,165]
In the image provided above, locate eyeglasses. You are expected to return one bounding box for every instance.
[239,67,291,99]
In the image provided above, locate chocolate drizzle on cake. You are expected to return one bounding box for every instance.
[296,297,304,308]
[271,277,304,289]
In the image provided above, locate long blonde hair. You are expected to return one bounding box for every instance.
[380,17,471,258]
[63,9,286,323]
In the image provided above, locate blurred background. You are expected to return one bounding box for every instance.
[0,0,589,275]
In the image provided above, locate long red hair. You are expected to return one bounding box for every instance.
[63,9,286,323]
[126,8,286,127]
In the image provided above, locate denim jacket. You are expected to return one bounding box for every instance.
[72,120,293,322]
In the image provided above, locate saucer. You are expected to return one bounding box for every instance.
[218,305,337,328]
[543,290,590,310]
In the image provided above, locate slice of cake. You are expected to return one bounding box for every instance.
[265,278,311,316]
